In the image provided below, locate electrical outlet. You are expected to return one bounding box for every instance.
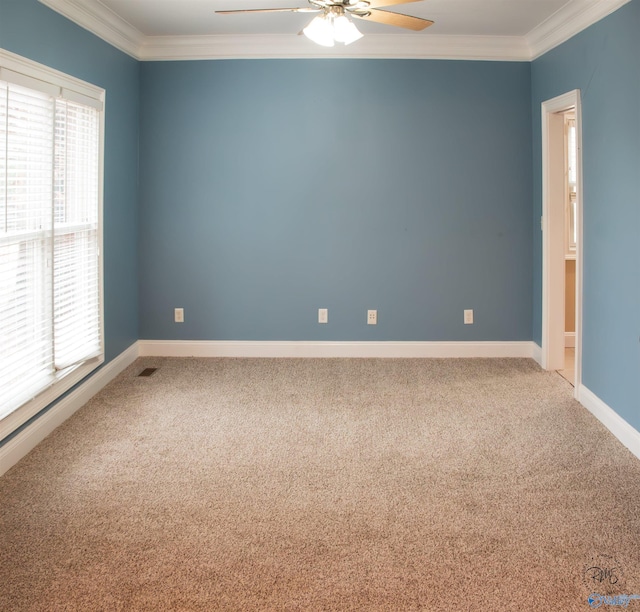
[367,310,377,325]
[318,308,328,324]
[464,309,473,325]
[174,307,184,323]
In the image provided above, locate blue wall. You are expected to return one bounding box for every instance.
[2,0,637,438]
[0,0,140,362]
[531,0,640,428]
[139,59,533,341]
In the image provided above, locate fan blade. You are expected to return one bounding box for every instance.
[353,9,433,30]
[216,7,320,14]
[361,0,422,9]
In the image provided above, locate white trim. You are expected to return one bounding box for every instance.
[37,0,143,59]
[573,94,584,398]
[138,33,529,62]
[37,0,629,61]
[531,342,543,367]
[565,332,576,348]
[578,385,640,461]
[0,357,104,442]
[527,0,632,60]
[0,342,139,477]
[541,89,583,400]
[138,340,536,359]
[0,48,105,102]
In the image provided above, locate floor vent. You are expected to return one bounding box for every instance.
[138,368,158,377]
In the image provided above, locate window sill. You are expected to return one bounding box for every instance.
[0,355,104,442]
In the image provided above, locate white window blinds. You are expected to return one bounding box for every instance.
[0,56,103,433]
[53,99,101,371]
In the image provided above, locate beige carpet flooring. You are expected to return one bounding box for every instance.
[1,357,640,611]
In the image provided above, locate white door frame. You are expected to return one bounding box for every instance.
[541,89,583,396]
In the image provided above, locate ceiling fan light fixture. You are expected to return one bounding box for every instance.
[218,0,434,45]
[333,14,363,44]
[303,15,335,46]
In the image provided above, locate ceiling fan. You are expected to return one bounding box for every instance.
[216,0,434,47]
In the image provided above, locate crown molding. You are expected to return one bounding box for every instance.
[138,33,529,62]
[38,0,143,59]
[526,0,632,60]
[38,0,631,62]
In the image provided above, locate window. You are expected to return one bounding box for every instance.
[0,50,104,440]
[564,113,577,257]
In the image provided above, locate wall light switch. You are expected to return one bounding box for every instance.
[175,308,184,323]
[464,309,473,325]
[318,308,328,324]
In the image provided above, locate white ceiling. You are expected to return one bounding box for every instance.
[97,0,568,37]
[39,0,630,60]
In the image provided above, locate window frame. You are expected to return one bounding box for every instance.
[0,49,105,441]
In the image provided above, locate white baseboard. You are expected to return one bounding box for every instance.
[565,332,576,348]
[0,342,139,477]
[531,342,543,366]
[138,340,537,359]
[578,385,640,461]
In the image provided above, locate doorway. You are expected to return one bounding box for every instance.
[541,90,582,396]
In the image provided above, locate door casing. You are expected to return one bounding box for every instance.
[541,89,583,397]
